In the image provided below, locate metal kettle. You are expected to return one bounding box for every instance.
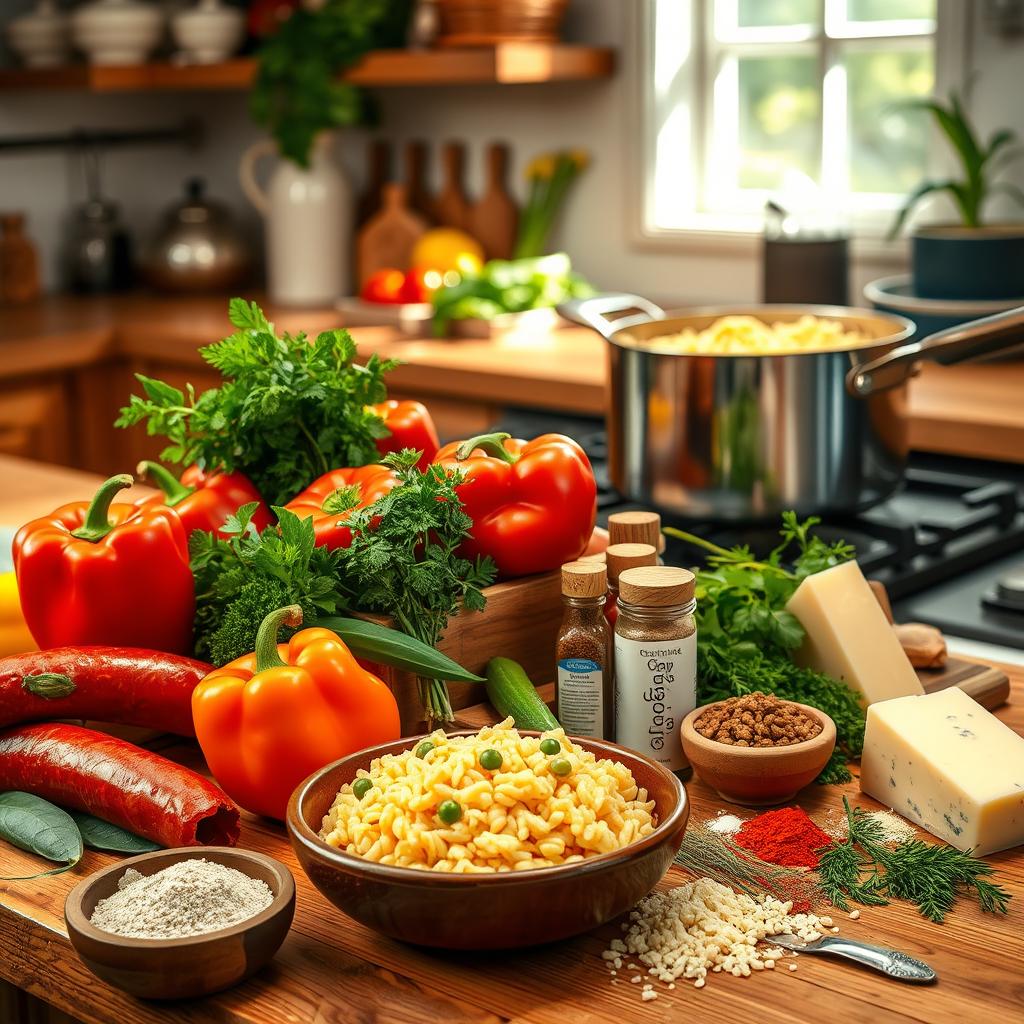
[141,177,250,292]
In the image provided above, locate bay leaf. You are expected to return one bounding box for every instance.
[0,791,83,879]
[69,811,160,854]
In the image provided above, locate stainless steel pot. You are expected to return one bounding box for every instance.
[561,295,1024,521]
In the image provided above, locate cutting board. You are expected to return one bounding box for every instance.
[433,141,472,232]
[455,656,1010,730]
[356,183,428,286]
[404,140,435,224]
[470,141,518,259]
[356,139,392,229]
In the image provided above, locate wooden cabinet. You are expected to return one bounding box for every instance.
[0,377,74,465]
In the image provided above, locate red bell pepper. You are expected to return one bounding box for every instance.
[372,400,439,470]
[13,474,195,654]
[283,464,399,550]
[136,462,273,539]
[433,432,597,579]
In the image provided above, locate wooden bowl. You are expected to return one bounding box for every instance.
[287,732,689,950]
[64,848,295,1000]
[680,701,837,807]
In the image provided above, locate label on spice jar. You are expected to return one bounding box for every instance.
[614,634,696,771]
[557,658,604,738]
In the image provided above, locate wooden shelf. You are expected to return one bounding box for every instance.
[0,45,614,93]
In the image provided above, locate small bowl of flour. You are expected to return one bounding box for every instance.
[65,848,295,1000]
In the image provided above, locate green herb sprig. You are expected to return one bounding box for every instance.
[116,299,398,506]
[336,450,496,724]
[666,512,864,780]
[190,502,344,666]
[817,798,1012,922]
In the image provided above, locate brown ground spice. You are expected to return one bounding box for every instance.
[694,692,822,747]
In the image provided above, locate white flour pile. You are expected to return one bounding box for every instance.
[90,859,273,939]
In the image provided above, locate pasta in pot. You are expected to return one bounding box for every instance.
[627,314,872,355]
[319,719,658,874]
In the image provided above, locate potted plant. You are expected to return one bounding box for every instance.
[889,90,1024,301]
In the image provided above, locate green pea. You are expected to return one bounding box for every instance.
[539,738,562,755]
[550,757,573,777]
[352,777,372,800]
[437,799,462,825]
[415,740,435,759]
[479,748,503,771]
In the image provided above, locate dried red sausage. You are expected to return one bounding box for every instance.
[0,647,209,735]
[0,723,239,847]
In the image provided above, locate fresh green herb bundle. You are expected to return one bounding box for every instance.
[666,512,864,781]
[817,798,1012,922]
[116,299,397,506]
[335,450,496,723]
[190,503,344,666]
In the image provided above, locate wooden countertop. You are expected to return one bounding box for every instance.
[1,293,1021,461]
[0,456,1022,1023]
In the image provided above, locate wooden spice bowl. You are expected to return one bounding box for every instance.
[680,701,837,807]
[287,731,689,950]
[64,848,296,1001]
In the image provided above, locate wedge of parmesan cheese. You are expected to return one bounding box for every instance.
[785,560,923,706]
[860,687,1024,856]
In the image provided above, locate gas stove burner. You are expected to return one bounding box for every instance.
[983,566,1024,614]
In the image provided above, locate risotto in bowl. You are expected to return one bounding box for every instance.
[286,721,689,949]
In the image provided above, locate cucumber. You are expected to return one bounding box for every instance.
[485,658,560,732]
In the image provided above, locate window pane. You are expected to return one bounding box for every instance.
[737,0,817,27]
[846,48,934,193]
[847,0,935,21]
[737,56,820,189]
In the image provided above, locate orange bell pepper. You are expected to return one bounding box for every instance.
[191,605,401,820]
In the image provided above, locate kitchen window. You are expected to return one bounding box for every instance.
[642,0,961,244]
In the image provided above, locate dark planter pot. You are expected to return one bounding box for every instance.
[912,224,1024,301]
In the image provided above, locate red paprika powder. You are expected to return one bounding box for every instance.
[733,806,833,869]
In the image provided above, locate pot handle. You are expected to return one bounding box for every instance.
[239,139,276,216]
[559,293,668,340]
[847,304,1024,397]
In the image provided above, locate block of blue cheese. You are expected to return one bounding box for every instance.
[785,560,923,706]
[860,686,1024,856]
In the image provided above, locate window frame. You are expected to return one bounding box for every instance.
[631,0,971,260]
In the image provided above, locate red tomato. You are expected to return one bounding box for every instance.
[398,266,443,304]
[360,268,406,305]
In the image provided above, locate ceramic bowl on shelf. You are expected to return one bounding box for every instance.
[171,0,245,64]
[64,847,295,1000]
[6,0,71,68]
[71,0,165,66]
[680,701,837,807]
[287,731,689,950]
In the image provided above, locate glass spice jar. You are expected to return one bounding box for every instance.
[614,565,697,777]
[555,561,612,740]
[604,542,657,627]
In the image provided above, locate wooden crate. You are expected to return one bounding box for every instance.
[365,569,562,734]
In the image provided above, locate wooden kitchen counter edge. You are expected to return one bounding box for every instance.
[1,292,1021,461]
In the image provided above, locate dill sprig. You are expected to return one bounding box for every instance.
[816,797,1012,922]
[675,827,821,907]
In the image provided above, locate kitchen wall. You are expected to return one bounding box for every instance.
[2,0,1022,301]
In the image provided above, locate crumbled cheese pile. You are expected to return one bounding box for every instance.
[603,877,832,990]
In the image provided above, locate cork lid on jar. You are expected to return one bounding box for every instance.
[607,510,665,553]
[606,543,657,587]
[618,565,695,606]
[561,560,608,598]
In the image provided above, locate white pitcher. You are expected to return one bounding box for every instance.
[239,132,352,306]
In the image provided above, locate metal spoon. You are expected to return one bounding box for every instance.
[767,933,937,983]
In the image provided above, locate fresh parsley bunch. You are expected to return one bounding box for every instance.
[190,503,343,666]
[116,299,398,506]
[667,512,864,783]
[335,450,497,724]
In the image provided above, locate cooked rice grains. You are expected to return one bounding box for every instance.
[319,718,656,872]
[604,877,832,993]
